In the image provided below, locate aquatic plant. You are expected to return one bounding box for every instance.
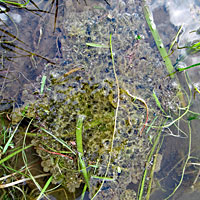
[2,1,199,199]
[142,1,174,77]
[0,0,30,8]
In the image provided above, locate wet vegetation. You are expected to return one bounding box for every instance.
[0,0,200,200]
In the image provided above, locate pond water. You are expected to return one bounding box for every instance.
[149,0,200,200]
[0,0,200,200]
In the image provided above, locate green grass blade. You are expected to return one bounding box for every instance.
[143,2,174,77]
[76,115,90,189]
[86,43,108,48]
[81,184,87,200]
[91,176,114,181]
[78,153,90,189]
[76,115,85,155]
[138,121,163,200]
[22,119,42,193]
[152,90,166,114]
[0,0,30,7]
[1,163,29,178]
[3,122,21,154]
[39,127,76,155]
[40,75,47,94]
[36,175,53,200]
[177,62,200,72]
[168,25,183,54]
[146,116,158,135]
[194,85,200,95]
[0,144,33,165]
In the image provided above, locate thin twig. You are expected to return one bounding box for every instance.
[0,173,50,188]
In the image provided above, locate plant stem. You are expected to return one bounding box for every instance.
[142,1,174,77]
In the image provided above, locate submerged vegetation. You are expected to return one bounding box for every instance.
[0,0,200,200]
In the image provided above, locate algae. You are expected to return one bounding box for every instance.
[20,81,116,192]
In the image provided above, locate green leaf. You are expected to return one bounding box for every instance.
[152,90,166,114]
[40,75,47,94]
[86,43,108,48]
[36,176,53,200]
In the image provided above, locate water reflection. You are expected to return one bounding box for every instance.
[149,0,200,199]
